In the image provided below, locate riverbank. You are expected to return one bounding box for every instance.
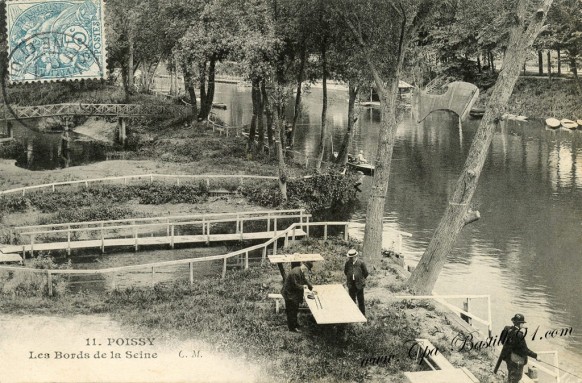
[0,238,503,382]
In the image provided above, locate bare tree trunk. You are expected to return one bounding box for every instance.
[274,97,288,201]
[198,62,207,121]
[127,33,134,93]
[262,81,274,148]
[557,48,561,75]
[257,79,266,153]
[290,46,307,148]
[249,78,260,152]
[538,50,543,74]
[547,50,552,80]
[408,0,553,294]
[337,83,359,166]
[316,41,328,171]
[200,56,216,120]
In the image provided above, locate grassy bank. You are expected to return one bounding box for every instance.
[0,238,502,382]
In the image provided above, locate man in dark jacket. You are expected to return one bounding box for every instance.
[281,262,313,333]
[499,314,538,383]
[344,249,368,315]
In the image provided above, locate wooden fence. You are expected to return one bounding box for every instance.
[0,221,350,296]
[0,174,278,196]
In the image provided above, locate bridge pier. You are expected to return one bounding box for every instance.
[117,117,127,146]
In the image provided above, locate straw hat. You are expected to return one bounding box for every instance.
[347,249,358,257]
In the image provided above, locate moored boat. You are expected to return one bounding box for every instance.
[560,119,578,129]
[545,118,561,128]
[347,162,375,176]
[576,119,582,127]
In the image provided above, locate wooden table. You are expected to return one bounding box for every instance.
[404,368,479,383]
[268,253,324,280]
[303,284,367,324]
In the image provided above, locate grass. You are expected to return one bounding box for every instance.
[0,237,503,382]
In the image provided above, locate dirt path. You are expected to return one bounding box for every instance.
[0,314,265,383]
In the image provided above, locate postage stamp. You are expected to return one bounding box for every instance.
[5,0,106,84]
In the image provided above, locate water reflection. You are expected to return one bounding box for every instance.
[213,83,582,363]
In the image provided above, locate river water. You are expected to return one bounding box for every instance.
[212,83,582,374]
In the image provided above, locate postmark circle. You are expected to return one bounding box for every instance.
[2,31,105,129]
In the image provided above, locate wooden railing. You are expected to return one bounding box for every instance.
[15,211,310,257]
[0,221,351,296]
[0,174,278,196]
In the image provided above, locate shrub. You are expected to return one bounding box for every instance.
[0,253,71,297]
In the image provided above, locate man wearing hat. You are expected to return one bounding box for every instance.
[498,314,538,383]
[344,249,369,315]
[281,262,313,333]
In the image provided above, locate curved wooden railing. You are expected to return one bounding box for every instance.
[0,174,278,196]
[0,221,351,295]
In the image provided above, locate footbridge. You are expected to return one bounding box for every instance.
[0,209,310,257]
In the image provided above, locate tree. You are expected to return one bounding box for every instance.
[335,0,439,267]
[408,0,554,294]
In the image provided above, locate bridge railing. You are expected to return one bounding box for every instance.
[0,221,356,295]
[0,174,278,196]
[13,211,311,258]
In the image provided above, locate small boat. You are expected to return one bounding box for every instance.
[347,161,375,176]
[545,118,561,128]
[576,119,582,126]
[469,108,485,118]
[502,113,528,121]
[560,119,578,130]
[211,103,228,110]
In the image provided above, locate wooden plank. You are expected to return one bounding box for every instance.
[304,284,366,324]
[268,253,324,264]
[415,339,455,370]
[404,368,480,383]
[0,230,307,254]
[0,253,23,264]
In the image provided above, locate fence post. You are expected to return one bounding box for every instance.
[292,227,296,242]
[306,217,310,237]
[170,224,175,249]
[273,240,277,256]
[206,223,210,244]
[100,223,105,253]
[30,235,34,257]
[67,226,71,255]
[222,258,227,279]
[240,219,244,241]
[245,251,249,270]
[344,224,349,241]
[267,214,271,232]
[189,262,194,285]
[274,218,278,237]
[134,226,138,251]
[324,225,328,240]
[151,267,155,285]
[236,214,240,233]
[284,233,288,248]
[47,270,53,296]
[262,247,267,265]
[52,184,55,192]
[462,298,472,325]
[150,175,154,183]
[22,245,26,259]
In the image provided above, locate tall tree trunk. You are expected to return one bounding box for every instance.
[257,79,266,153]
[538,50,543,74]
[127,33,134,93]
[557,48,561,75]
[290,45,307,148]
[408,0,553,294]
[183,66,198,119]
[477,55,482,73]
[547,50,551,80]
[570,56,582,96]
[316,41,328,171]
[262,80,274,149]
[198,62,207,121]
[274,94,288,201]
[337,83,359,166]
[199,56,216,121]
[249,78,260,152]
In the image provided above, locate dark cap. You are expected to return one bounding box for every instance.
[511,314,526,323]
[303,261,314,270]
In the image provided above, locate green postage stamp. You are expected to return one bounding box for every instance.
[5,0,106,83]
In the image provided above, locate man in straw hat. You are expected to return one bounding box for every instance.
[281,262,313,333]
[497,313,538,383]
[344,249,369,315]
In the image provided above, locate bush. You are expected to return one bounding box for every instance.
[0,253,71,297]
